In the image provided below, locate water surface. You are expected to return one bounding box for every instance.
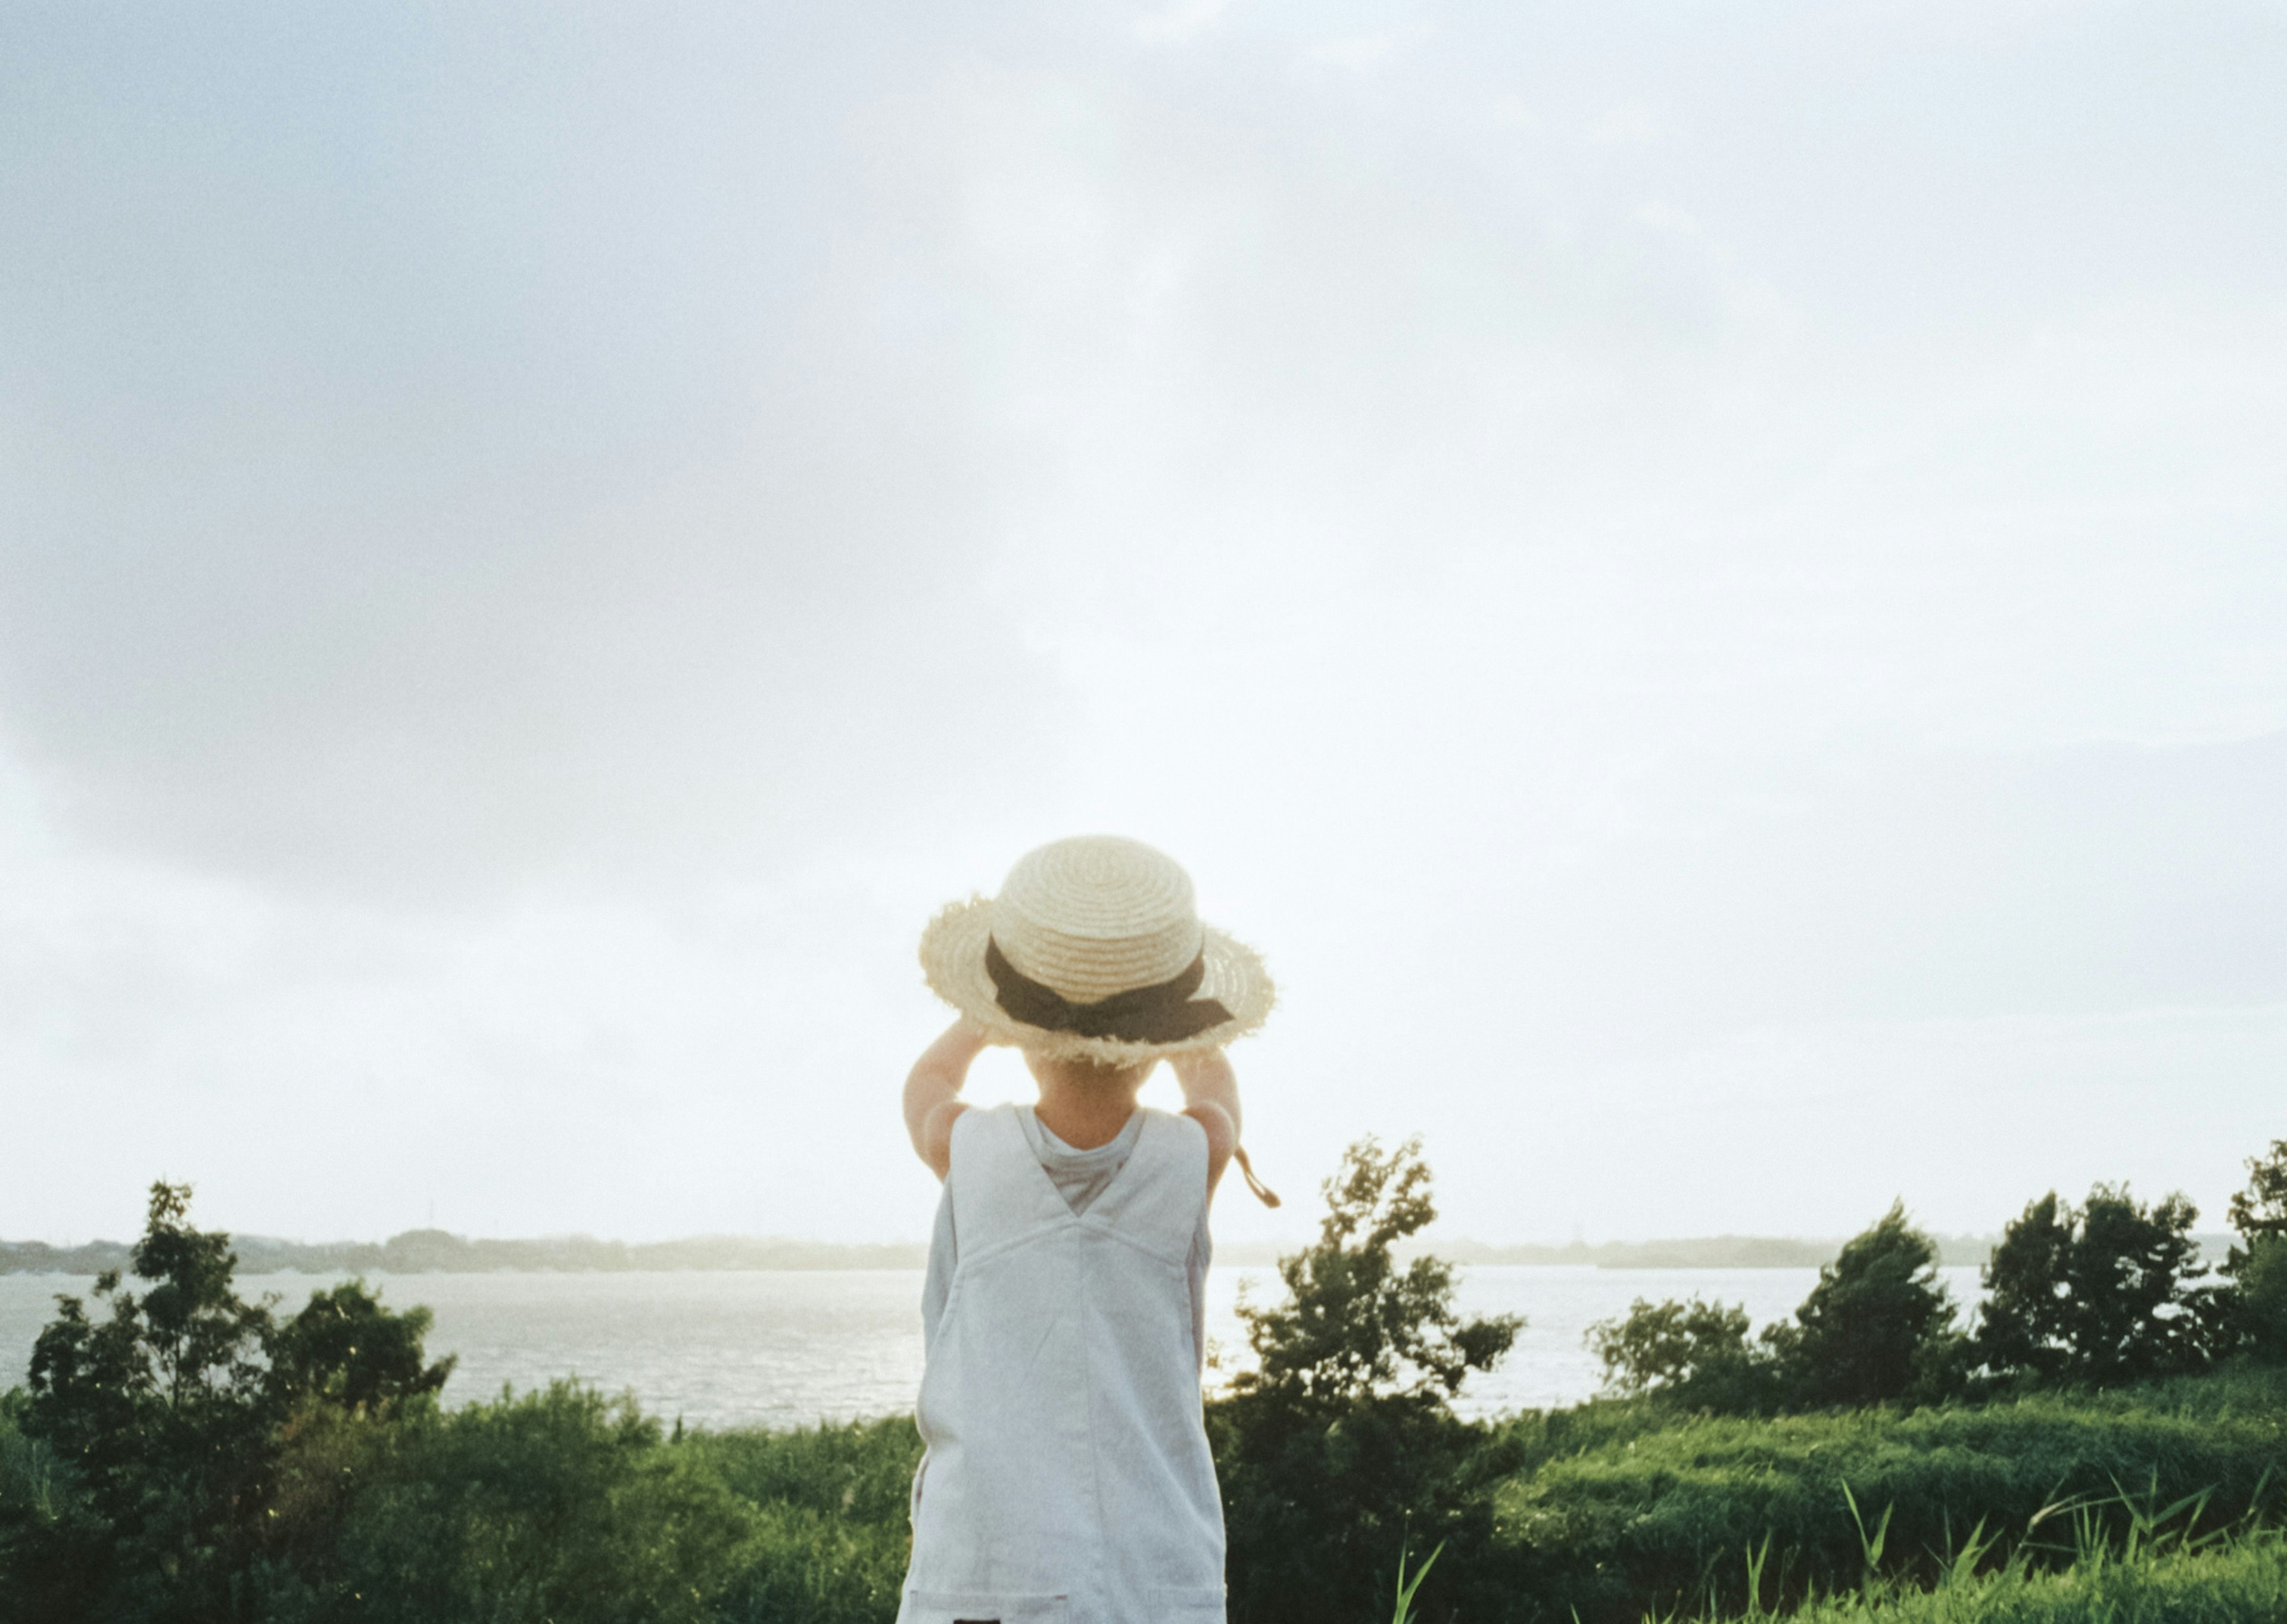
[1,1265,1984,1429]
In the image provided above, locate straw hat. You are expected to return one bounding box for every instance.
[920,835,1275,1063]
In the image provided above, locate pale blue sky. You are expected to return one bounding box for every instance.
[2,1,2283,1248]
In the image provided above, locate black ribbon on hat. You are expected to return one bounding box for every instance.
[986,937,1235,1043]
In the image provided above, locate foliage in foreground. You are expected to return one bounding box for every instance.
[0,1182,921,1624]
[1210,1135,1524,1624]
[1,1183,452,1622]
[3,1376,923,1624]
[256,1390,919,1624]
[8,1145,2287,1624]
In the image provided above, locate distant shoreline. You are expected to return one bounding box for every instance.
[17,1227,2221,1276]
[0,1231,932,1277]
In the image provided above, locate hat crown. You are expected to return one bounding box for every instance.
[991,836,1204,1003]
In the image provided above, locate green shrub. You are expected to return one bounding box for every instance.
[1975,1187,2220,1388]
[0,1387,109,1624]
[261,1382,756,1624]
[1585,1204,1966,1417]
[1778,1203,1964,1408]
[2226,1142,2287,1364]
[258,1403,921,1624]
[692,1418,920,1624]
[4,1183,450,1622]
[2228,1139,2287,1255]
[1585,1298,1787,1416]
[1211,1136,1522,1624]
[2235,1239,2287,1364]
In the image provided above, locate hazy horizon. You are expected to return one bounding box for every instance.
[0,1218,2064,1252]
[4,2,2283,1252]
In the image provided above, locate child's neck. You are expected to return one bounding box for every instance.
[1032,1080,1142,1152]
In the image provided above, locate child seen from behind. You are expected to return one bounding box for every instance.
[898,835,1276,1624]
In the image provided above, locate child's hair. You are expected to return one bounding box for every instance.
[1022,1050,1157,1094]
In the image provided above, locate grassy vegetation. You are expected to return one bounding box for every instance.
[683,1416,922,1624]
[1656,1486,2287,1623]
[8,1344,2287,1622]
[8,1148,2284,1623]
[1487,1367,2287,1622]
[1663,1533,2287,1623]
[4,1363,2287,1624]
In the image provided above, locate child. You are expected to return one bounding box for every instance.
[898,834,1277,1624]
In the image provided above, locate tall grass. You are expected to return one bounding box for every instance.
[1490,1369,2287,1621]
[687,1416,921,1624]
[1388,1541,1442,1624]
[1660,1484,2287,1623]
[0,1394,62,1521]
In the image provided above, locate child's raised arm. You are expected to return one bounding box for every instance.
[904,1020,987,1179]
[1170,1049,1241,1195]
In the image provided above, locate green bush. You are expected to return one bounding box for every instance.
[1585,1204,1967,1416]
[1211,1136,1523,1624]
[2235,1239,2287,1364]
[0,1386,110,1624]
[4,1183,450,1623]
[1585,1298,1787,1416]
[1778,1204,1964,1408]
[260,1382,756,1624]
[1975,1187,2220,1388]
[691,1418,921,1624]
[256,1401,921,1624]
[2228,1139,2287,1255]
[2226,1141,2287,1364]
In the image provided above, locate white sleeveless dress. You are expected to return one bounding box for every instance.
[898,1103,1227,1624]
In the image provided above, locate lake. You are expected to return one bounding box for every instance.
[0,1264,1986,1430]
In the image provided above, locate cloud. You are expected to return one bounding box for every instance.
[1132,0,1241,49]
[1585,101,1660,148]
[2,0,2285,1242]
[0,5,1074,895]
[1303,35,1396,74]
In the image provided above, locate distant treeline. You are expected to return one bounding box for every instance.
[0,1229,928,1276]
[1417,1235,2007,1268]
[1236,1232,2233,1269]
[0,1227,2238,1276]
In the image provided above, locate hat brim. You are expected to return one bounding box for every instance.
[919,895,1275,1062]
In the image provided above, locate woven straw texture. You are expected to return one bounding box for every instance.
[920,835,1274,1062]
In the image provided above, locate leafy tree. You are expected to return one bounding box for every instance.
[1230,1136,1522,1407]
[1974,1183,2217,1388]
[1974,1191,2075,1384]
[4,1182,450,1622]
[269,1281,451,1416]
[2227,1138,2287,1254]
[1588,1206,1962,1415]
[1775,1201,1963,1408]
[1210,1136,1521,1624]
[2225,1139,2287,1363]
[1585,1296,1784,1415]
[2236,1239,2287,1364]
